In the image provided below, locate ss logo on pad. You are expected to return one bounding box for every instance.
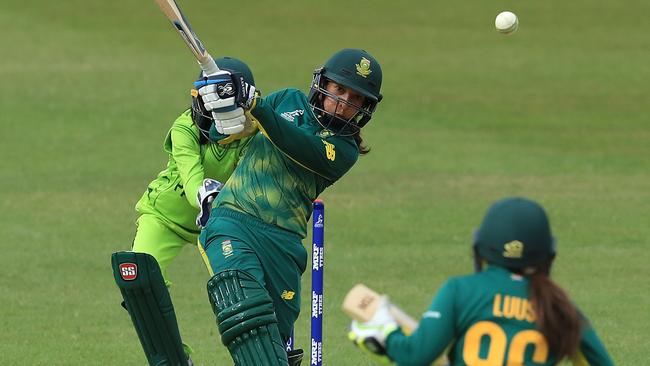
[119,263,138,281]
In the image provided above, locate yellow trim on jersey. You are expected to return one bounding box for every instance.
[196,239,214,276]
[254,119,331,180]
[571,350,590,366]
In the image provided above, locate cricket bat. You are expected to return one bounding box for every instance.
[342,283,419,335]
[153,0,220,75]
[343,284,450,366]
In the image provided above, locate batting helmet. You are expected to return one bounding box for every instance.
[308,48,383,136]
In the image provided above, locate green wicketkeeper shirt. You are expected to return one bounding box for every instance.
[211,88,359,238]
[386,266,615,366]
[135,110,250,239]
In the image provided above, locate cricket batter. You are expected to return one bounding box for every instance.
[349,197,615,366]
[193,48,383,365]
[111,57,255,365]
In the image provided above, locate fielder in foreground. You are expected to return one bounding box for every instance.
[112,57,255,366]
[348,197,615,366]
[194,48,384,365]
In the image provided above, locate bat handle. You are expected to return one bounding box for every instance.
[389,306,419,335]
[198,53,220,76]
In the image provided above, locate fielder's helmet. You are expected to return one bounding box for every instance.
[191,57,255,142]
[473,197,556,269]
[308,48,383,136]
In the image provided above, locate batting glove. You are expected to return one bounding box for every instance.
[217,113,259,145]
[348,296,399,364]
[195,71,257,135]
[195,178,223,228]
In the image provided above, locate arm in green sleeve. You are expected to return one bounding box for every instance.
[169,119,204,209]
[250,95,358,182]
[572,316,615,366]
[386,281,457,366]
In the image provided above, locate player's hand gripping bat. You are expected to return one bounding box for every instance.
[343,284,450,366]
[342,283,419,335]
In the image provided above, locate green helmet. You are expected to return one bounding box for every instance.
[473,197,556,269]
[308,48,383,135]
[191,56,255,142]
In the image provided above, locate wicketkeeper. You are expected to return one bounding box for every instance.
[112,57,255,366]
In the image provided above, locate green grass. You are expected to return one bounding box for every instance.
[1,0,648,364]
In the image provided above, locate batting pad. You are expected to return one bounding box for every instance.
[111,251,189,366]
[207,270,288,366]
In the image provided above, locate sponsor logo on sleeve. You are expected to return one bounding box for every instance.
[280,109,304,122]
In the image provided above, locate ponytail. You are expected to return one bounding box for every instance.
[529,267,582,360]
[354,132,370,155]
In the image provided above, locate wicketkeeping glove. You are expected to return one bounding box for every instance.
[195,178,224,228]
[194,71,257,135]
[348,296,399,364]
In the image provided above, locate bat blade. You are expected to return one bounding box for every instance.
[342,283,419,334]
[153,0,219,75]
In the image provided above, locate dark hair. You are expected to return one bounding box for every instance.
[474,253,582,361]
[354,132,370,155]
[528,263,582,361]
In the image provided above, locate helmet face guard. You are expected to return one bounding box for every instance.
[308,69,377,136]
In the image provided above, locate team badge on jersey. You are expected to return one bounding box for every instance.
[318,129,334,138]
[503,240,524,258]
[356,57,372,78]
[222,240,234,258]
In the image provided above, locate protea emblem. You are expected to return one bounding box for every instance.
[356,57,372,78]
[503,240,524,258]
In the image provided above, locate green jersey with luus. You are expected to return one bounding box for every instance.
[135,110,251,239]
[212,88,359,238]
[386,266,615,366]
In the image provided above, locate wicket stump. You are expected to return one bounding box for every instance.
[311,200,324,366]
[286,200,324,365]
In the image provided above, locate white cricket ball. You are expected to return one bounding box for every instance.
[495,11,518,35]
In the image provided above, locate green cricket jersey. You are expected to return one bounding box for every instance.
[135,110,251,239]
[386,266,614,366]
[211,88,359,238]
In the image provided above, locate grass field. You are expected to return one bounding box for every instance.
[1,0,648,364]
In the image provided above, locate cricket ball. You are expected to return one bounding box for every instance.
[495,11,518,35]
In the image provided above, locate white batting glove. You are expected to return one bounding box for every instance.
[212,107,247,135]
[348,296,398,363]
[195,71,257,135]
